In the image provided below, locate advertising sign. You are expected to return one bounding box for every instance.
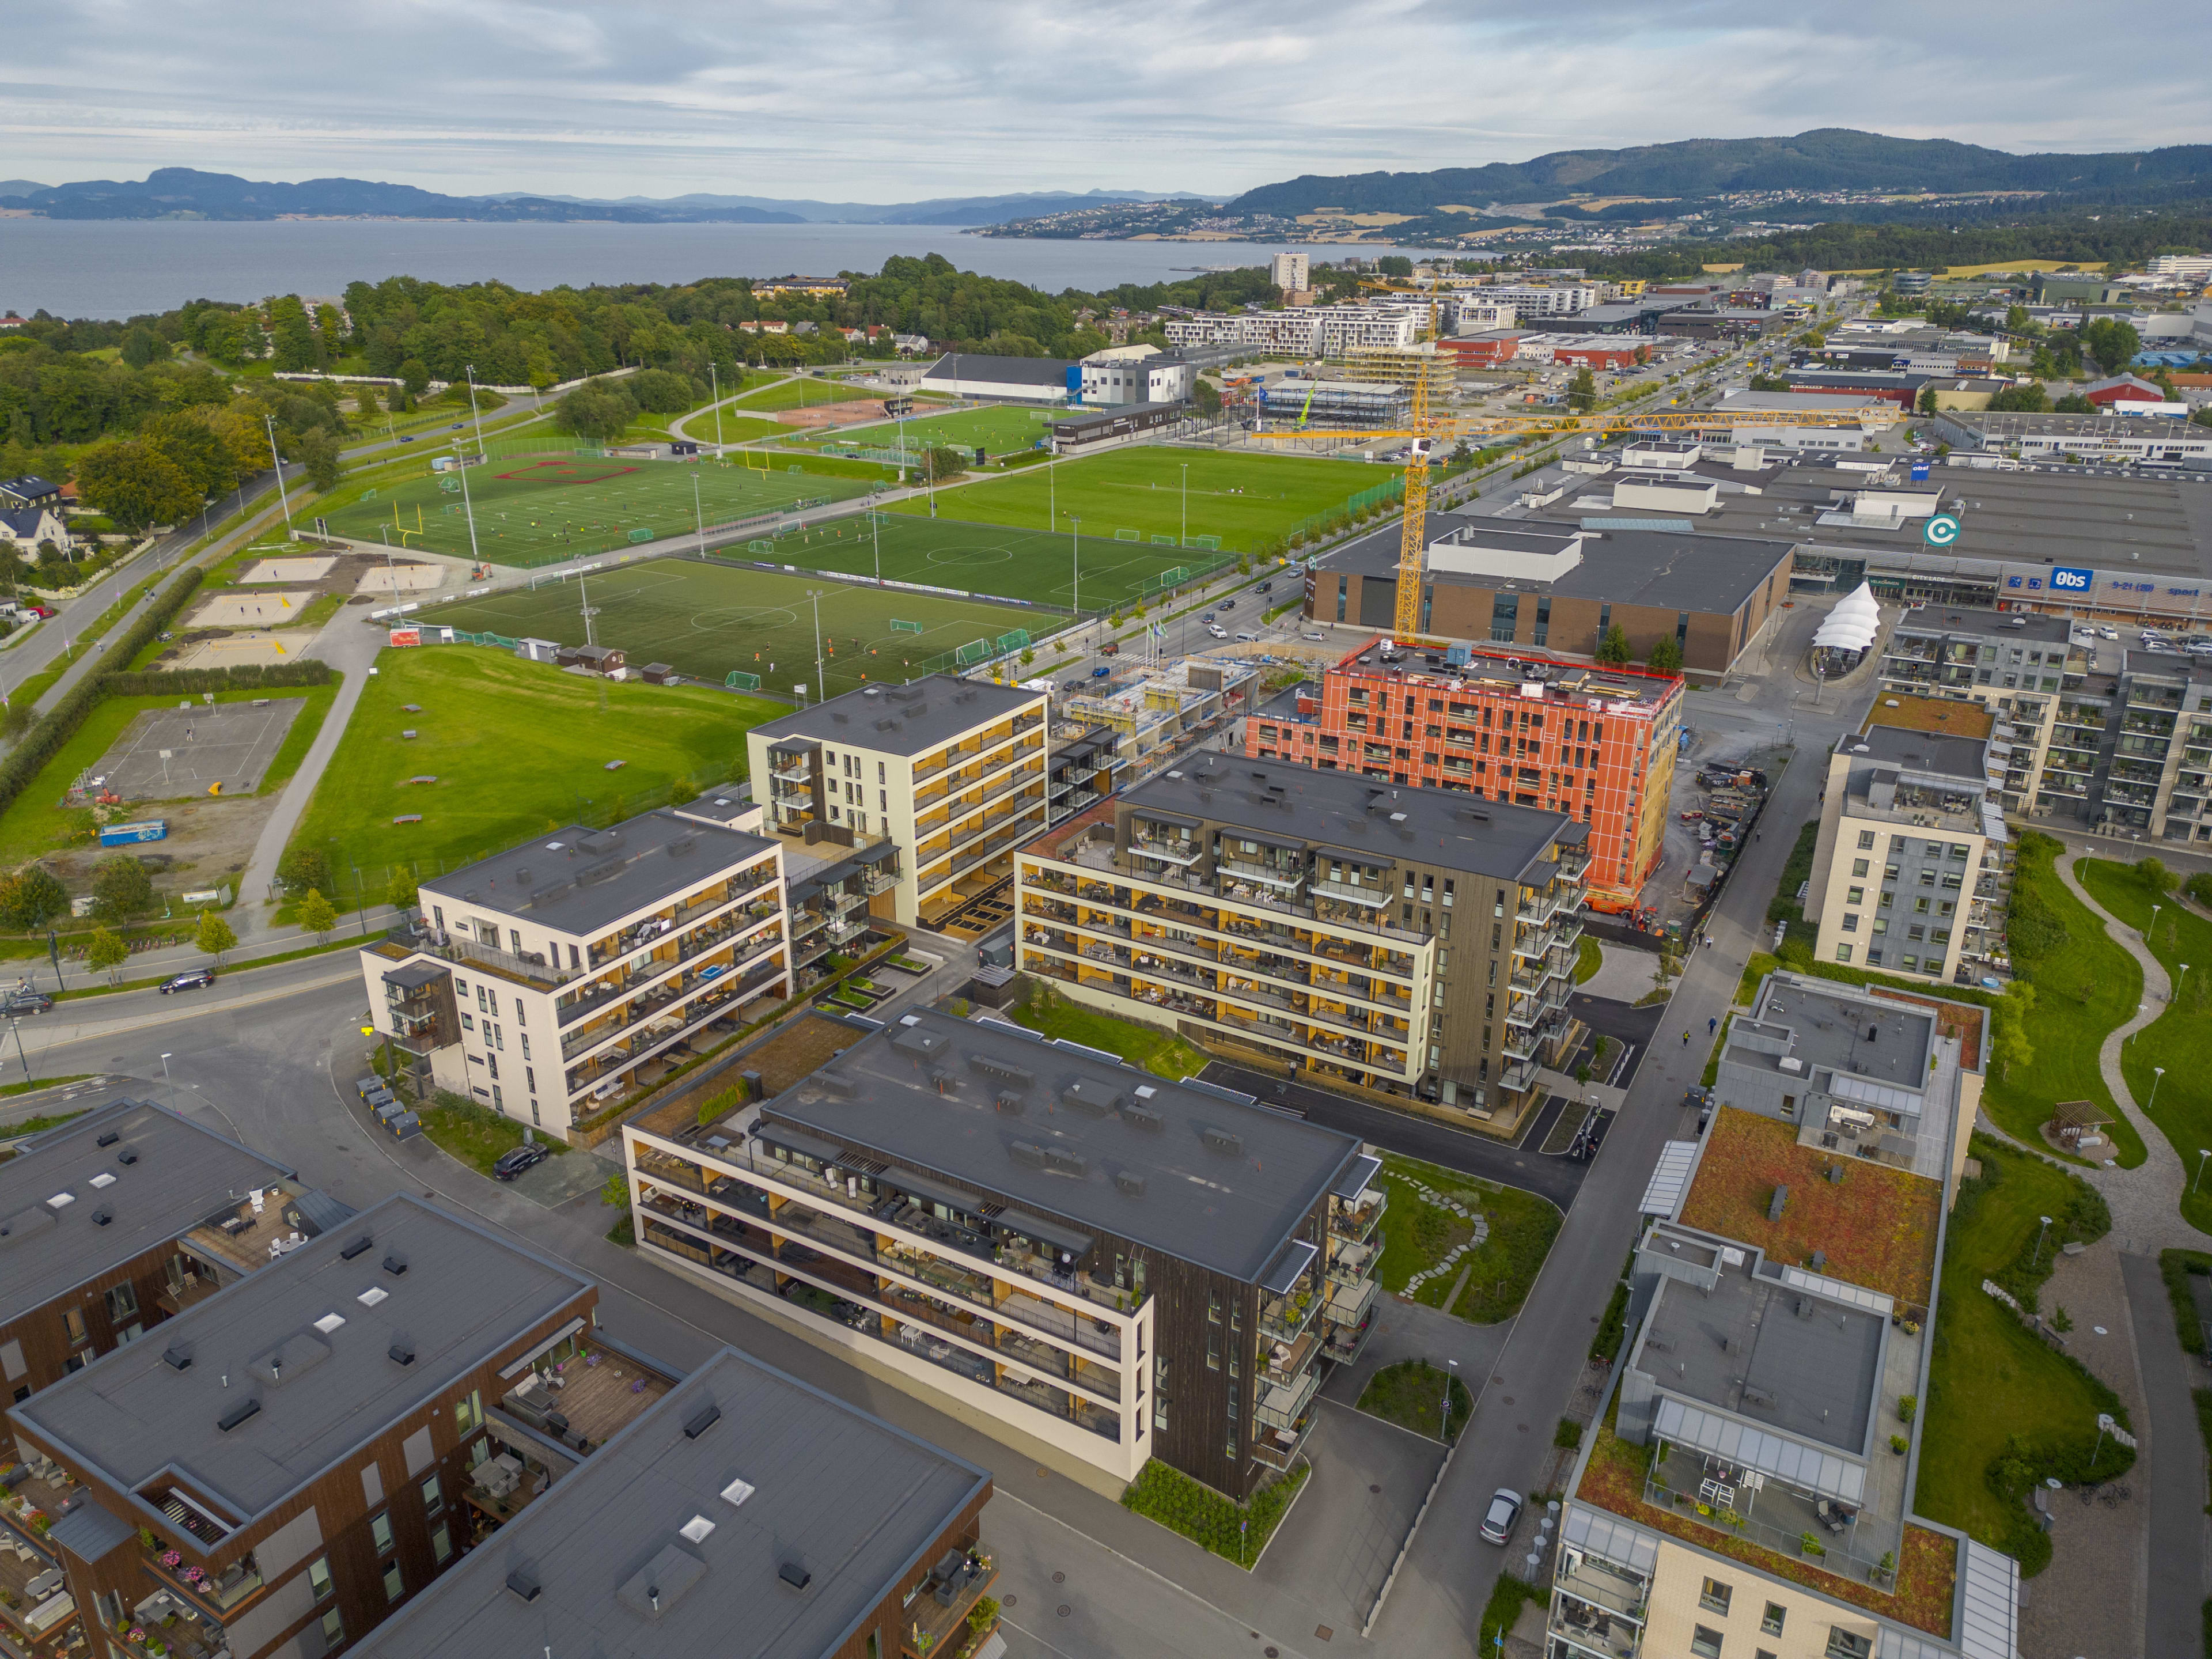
[1921,513,1963,548]
[2047,567,2095,594]
[389,627,423,647]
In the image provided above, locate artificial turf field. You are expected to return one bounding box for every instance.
[800,402,1063,457]
[422,558,1043,699]
[747,511,1226,611]
[887,447,1399,552]
[321,456,876,567]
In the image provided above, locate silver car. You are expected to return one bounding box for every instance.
[1479,1487,1523,1546]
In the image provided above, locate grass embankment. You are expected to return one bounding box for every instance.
[1119,1459,1309,1569]
[0,681,340,864]
[1355,1358,1472,1443]
[1915,1133,2128,1576]
[2077,857,2212,1230]
[1007,982,1210,1079]
[416,1092,569,1176]
[285,649,774,899]
[1373,1152,1562,1323]
[1573,935,1601,984]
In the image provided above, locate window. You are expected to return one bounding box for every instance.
[453,1388,482,1435]
[1850,858,1868,878]
[308,1557,333,1600]
[1835,944,1853,963]
[62,1308,88,1346]
[370,1512,395,1555]
[518,1033,531,1061]
[1845,887,1863,906]
[382,1561,405,1604]
[1762,1603,1786,1637]
[1691,1627,1724,1659]
[1700,1578,1733,1615]
[1840,913,1859,933]
[1857,830,1875,850]
[105,1282,138,1323]
[320,1608,344,1647]
[1824,1631,1872,1659]
[430,1522,452,1566]
[421,1473,443,1515]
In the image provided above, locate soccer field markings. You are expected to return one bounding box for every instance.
[683,604,803,633]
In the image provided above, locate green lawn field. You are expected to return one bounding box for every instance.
[753,510,1227,612]
[418,558,1045,699]
[891,448,1397,552]
[729,375,888,414]
[321,456,876,567]
[804,402,1063,457]
[284,649,782,895]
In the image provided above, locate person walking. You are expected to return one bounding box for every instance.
[1681,1029,1691,1047]
[1708,1015,1718,1036]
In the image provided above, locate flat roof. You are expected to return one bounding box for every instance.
[921,353,1073,387]
[1123,750,1580,887]
[423,807,774,937]
[1863,694,1995,738]
[751,676,1040,759]
[1852,723,1988,783]
[1639,1252,1882,1455]
[348,1347,987,1659]
[11,1195,589,1525]
[1949,410,2209,440]
[1888,605,2073,646]
[760,1007,1362,1283]
[1726,977,1936,1101]
[0,1100,295,1329]
[1321,510,1793,616]
[1326,640,1679,711]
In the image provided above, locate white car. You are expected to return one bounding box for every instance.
[1480,1488,1523,1546]
[1206,623,1228,639]
[2099,627,2118,640]
[1303,630,1325,642]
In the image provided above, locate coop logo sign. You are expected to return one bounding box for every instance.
[1921,513,1963,548]
[2048,566,2096,593]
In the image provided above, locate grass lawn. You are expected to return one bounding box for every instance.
[0,681,340,865]
[1120,1459,1309,1568]
[1007,982,1210,1078]
[806,403,1063,457]
[416,1093,567,1177]
[1355,1358,1472,1444]
[1373,1152,1562,1323]
[889,448,1400,554]
[2077,857,2212,1230]
[323,454,877,567]
[420,556,1041,696]
[283,648,779,900]
[729,376,887,415]
[1574,935,1601,984]
[1915,1133,2128,1576]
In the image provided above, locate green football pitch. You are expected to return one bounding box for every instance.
[420,558,1046,700]
[320,455,876,567]
[750,511,1229,612]
[799,403,1063,457]
[887,448,1398,553]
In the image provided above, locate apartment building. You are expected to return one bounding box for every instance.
[1052,657,1256,805]
[746,676,1049,929]
[1269,251,1310,293]
[1804,708,2006,984]
[624,1007,1381,1499]
[1482,284,1599,317]
[7,1195,599,1659]
[345,1346,994,1659]
[1015,752,1588,1122]
[1875,607,2081,814]
[0,1101,309,1407]
[361,798,791,1138]
[1246,640,1679,903]
[1162,306,1419,358]
[1553,978,2017,1659]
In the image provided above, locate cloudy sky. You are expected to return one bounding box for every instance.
[8,0,2209,202]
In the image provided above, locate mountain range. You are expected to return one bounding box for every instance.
[0,169,1212,226]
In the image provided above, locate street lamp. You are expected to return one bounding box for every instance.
[2194,1149,2211,1196]
[2149,1066,2167,1113]
[2032,1214,2052,1267]
[160,1052,175,1111]
[2177,963,2191,1006]
[263,412,296,541]
[1180,461,1187,550]
[691,472,707,560]
[1443,1358,1459,1443]
[2149,904,2161,942]
[464,362,486,457]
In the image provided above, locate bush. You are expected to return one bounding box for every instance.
[1590,1280,1631,1364]
[1120,1459,1309,1567]
[627,368,700,414]
[2186,871,2212,908]
[276,847,333,898]
[1554,1418,1584,1450]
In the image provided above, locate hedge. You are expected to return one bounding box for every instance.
[101,661,335,698]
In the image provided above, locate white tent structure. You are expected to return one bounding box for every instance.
[1813,583,1882,661]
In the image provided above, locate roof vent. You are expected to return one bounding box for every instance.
[162,1342,193,1372]
[682,1403,721,1441]
[357,1286,389,1308]
[388,1340,416,1367]
[1044,1147,1088,1177]
[1009,1141,1048,1169]
[116,1150,138,1165]
[1062,1081,1120,1117]
[995,1093,1025,1115]
[1202,1127,1243,1157]
[1115,1171,1147,1198]
[382,1252,408,1275]
[1123,1103,1164,1132]
[217,1399,262,1433]
[340,1234,374,1261]
[505,1568,541,1604]
[779,1563,812,1592]
[89,1172,115,1189]
[91,1207,112,1227]
[96,1130,121,1148]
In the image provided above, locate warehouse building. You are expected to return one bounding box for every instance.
[918,353,1077,404]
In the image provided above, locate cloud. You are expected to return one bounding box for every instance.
[7,0,2209,200]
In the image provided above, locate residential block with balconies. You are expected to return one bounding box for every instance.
[623,1006,1378,1501]
[359,801,791,1138]
[747,676,1047,929]
[1016,752,1588,1128]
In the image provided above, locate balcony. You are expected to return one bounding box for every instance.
[899,1556,1000,1659]
[1259,1283,1323,1348]
[561,938,784,1061]
[1332,1187,1386,1244]
[559,904,779,1026]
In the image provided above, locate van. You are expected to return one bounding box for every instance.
[1234,630,1259,643]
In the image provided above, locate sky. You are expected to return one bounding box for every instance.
[6,0,2210,203]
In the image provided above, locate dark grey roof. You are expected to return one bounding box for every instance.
[422,806,775,935]
[1723,976,1934,1099]
[1321,511,1793,616]
[10,1195,590,1525]
[1125,751,1577,887]
[762,1008,1362,1282]
[290,1190,357,1237]
[671,789,757,829]
[1890,605,2072,646]
[347,1347,986,1659]
[2123,649,2212,683]
[0,475,58,501]
[921,353,1073,387]
[0,1099,295,1329]
[46,1501,137,1563]
[1855,724,1987,781]
[751,676,1042,759]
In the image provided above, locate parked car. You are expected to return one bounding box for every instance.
[493,1142,551,1181]
[1,990,52,1016]
[1479,1488,1523,1546]
[158,969,215,995]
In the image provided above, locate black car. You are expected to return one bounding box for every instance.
[1,990,52,1016]
[159,969,215,995]
[493,1142,551,1180]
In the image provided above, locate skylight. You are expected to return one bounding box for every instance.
[312,1312,346,1335]
[89,1172,116,1189]
[679,1514,716,1543]
[357,1287,389,1307]
[720,1477,755,1509]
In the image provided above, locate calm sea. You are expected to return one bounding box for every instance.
[0,219,1438,319]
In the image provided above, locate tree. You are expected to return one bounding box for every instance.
[0,865,69,930]
[75,441,201,532]
[919,445,967,485]
[1594,623,1633,665]
[297,888,340,942]
[1191,378,1222,416]
[357,381,384,415]
[276,846,333,897]
[90,854,154,923]
[1376,256,1414,279]
[119,326,166,369]
[2003,304,2033,335]
[2081,316,2142,376]
[387,871,419,915]
[398,358,432,395]
[86,926,129,987]
[294,428,340,493]
[2133,855,2173,893]
[555,378,639,444]
[1992,982,2036,1080]
[1647,636,1684,675]
[1916,385,1940,416]
[2052,393,2094,414]
[626,368,698,412]
[194,908,237,965]
[1986,381,2052,414]
[141,411,241,499]
[1566,367,1597,413]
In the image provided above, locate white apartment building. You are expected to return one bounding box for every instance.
[2149,254,2212,279]
[1162,306,1419,359]
[362,797,791,1136]
[1453,301,1518,334]
[1079,344,1194,407]
[1270,251,1310,292]
[1482,285,1599,317]
[746,676,1049,930]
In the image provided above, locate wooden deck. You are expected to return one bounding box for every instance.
[519,1345,672,1449]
